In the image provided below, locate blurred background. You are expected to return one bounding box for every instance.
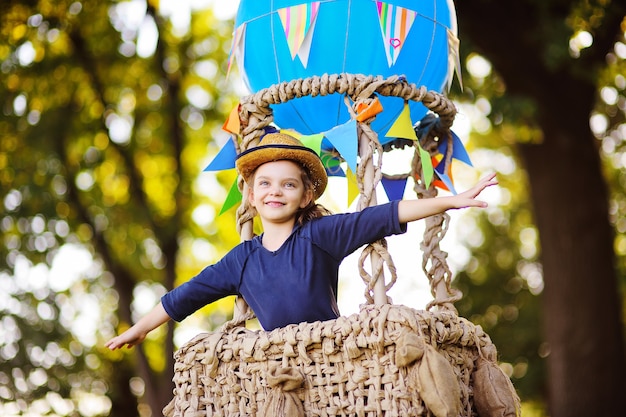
[1,1,625,416]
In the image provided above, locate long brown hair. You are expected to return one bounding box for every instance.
[295,165,332,225]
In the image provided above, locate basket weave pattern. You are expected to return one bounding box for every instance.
[165,304,495,416]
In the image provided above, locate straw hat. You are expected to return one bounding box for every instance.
[236,133,328,199]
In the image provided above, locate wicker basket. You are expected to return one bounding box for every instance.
[165,304,505,416]
[163,75,520,417]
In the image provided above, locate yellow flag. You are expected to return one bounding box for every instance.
[384,103,417,140]
[346,167,359,207]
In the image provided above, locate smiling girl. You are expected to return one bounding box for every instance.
[106,133,496,350]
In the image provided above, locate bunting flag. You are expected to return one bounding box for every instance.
[446,29,463,92]
[277,2,320,67]
[376,2,418,67]
[222,104,241,135]
[434,167,457,194]
[219,178,243,215]
[323,119,358,173]
[346,167,360,207]
[381,176,407,201]
[299,133,325,155]
[203,139,237,172]
[227,23,246,78]
[385,102,417,140]
[437,131,473,167]
[416,140,434,189]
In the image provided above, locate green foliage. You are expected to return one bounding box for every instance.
[1,0,237,415]
[450,2,625,409]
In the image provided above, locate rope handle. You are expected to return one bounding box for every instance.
[229,73,460,327]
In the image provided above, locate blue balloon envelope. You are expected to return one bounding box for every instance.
[234,0,458,138]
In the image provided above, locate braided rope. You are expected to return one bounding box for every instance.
[163,74,523,417]
[233,73,459,319]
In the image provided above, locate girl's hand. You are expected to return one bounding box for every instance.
[452,172,498,209]
[104,302,170,350]
[105,327,146,350]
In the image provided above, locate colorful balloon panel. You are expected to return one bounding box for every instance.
[234,0,458,137]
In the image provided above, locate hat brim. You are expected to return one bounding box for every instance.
[236,144,328,199]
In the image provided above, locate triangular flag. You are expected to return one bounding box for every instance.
[376,1,417,67]
[219,178,243,215]
[346,167,360,207]
[323,119,358,173]
[417,141,434,189]
[297,5,319,67]
[227,24,246,79]
[203,139,237,171]
[432,155,457,193]
[299,133,324,155]
[415,167,450,193]
[446,29,463,92]
[434,153,452,179]
[222,104,240,135]
[435,170,457,195]
[381,176,407,201]
[437,131,473,167]
[277,2,320,66]
[385,103,417,140]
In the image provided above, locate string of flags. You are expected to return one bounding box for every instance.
[204,98,473,214]
[227,1,462,88]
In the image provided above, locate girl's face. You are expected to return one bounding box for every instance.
[248,160,313,226]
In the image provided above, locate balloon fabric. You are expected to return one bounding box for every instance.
[233,0,458,138]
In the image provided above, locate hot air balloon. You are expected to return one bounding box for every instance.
[230,0,460,138]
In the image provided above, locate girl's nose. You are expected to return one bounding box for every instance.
[269,185,282,195]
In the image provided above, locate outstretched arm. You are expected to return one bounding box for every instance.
[398,173,497,223]
[105,301,171,350]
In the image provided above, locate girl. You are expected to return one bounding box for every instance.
[106,133,497,350]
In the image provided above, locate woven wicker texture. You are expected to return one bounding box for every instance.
[163,74,520,417]
[165,304,498,417]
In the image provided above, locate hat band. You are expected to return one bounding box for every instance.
[236,144,322,161]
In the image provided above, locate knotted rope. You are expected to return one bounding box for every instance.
[232,73,459,321]
[163,74,521,417]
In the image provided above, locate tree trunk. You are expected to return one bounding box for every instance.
[519,121,626,417]
[455,1,626,415]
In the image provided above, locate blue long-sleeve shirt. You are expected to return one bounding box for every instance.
[161,201,407,330]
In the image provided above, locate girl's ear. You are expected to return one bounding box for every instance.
[300,189,313,209]
[247,187,256,207]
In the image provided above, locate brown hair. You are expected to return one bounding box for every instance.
[295,167,332,225]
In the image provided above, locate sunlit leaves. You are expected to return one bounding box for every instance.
[1,0,239,415]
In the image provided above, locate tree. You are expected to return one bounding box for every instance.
[454,1,626,415]
[3,1,625,416]
[0,1,238,415]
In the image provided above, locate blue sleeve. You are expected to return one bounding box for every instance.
[160,245,246,322]
[307,200,407,260]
